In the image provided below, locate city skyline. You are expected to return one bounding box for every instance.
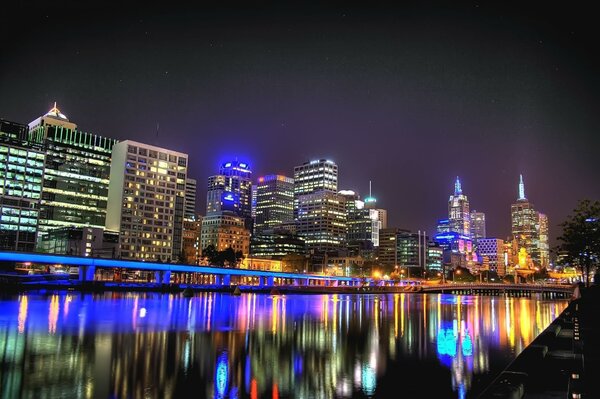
[2,3,599,246]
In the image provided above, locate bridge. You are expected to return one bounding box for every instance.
[0,251,576,297]
[0,251,370,288]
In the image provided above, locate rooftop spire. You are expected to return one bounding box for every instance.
[454,176,462,195]
[45,102,68,120]
[518,174,526,200]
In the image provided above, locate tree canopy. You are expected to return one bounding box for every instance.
[556,199,600,286]
[202,245,244,267]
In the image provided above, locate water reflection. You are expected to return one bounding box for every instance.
[0,292,567,398]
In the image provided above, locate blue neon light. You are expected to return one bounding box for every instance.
[0,251,360,282]
[215,351,229,398]
[224,162,232,168]
[462,332,473,357]
[223,193,235,201]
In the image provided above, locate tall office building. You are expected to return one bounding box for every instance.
[184,178,197,221]
[206,160,252,218]
[182,178,199,264]
[470,210,486,242]
[396,230,429,270]
[0,120,45,252]
[295,190,346,253]
[28,104,117,236]
[106,140,188,261]
[477,238,506,276]
[293,159,338,219]
[340,190,381,248]
[448,176,470,236]
[361,182,386,240]
[254,174,294,234]
[538,212,549,269]
[511,175,546,268]
[293,159,343,264]
[378,228,409,265]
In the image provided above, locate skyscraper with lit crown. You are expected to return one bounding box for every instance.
[28,104,117,238]
[510,174,549,268]
[448,176,470,237]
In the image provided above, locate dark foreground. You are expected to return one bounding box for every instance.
[479,283,600,398]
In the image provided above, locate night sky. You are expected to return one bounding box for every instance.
[1,3,599,246]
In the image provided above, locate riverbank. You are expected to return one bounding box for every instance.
[478,284,600,398]
[0,277,425,295]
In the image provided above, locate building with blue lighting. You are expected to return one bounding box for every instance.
[448,177,470,237]
[206,160,253,227]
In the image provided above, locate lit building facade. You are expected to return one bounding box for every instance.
[427,243,444,272]
[250,230,306,258]
[28,105,117,236]
[448,177,470,236]
[293,159,338,220]
[106,140,188,261]
[39,226,118,258]
[184,178,197,221]
[538,212,549,269]
[470,210,486,243]
[0,120,45,252]
[437,219,450,234]
[295,190,346,253]
[377,228,409,265]
[254,174,294,234]
[477,238,506,276]
[182,216,202,265]
[340,190,381,249]
[200,213,250,256]
[396,230,429,270]
[206,161,252,223]
[511,175,548,268]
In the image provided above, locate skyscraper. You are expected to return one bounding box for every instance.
[254,174,294,234]
[340,190,381,249]
[511,175,548,268]
[448,177,470,237]
[293,159,344,265]
[295,190,346,254]
[470,210,486,242]
[106,140,188,261]
[28,105,117,236]
[293,159,338,219]
[0,119,44,252]
[538,212,549,268]
[206,160,253,226]
[184,178,197,221]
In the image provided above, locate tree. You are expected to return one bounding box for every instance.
[202,245,220,266]
[556,199,600,287]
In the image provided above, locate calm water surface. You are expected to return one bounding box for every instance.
[0,292,567,398]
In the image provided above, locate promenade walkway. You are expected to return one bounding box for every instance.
[479,283,600,398]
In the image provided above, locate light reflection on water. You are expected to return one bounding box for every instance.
[0,292,567,398]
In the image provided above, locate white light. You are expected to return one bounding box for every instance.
[139,308,147,318]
